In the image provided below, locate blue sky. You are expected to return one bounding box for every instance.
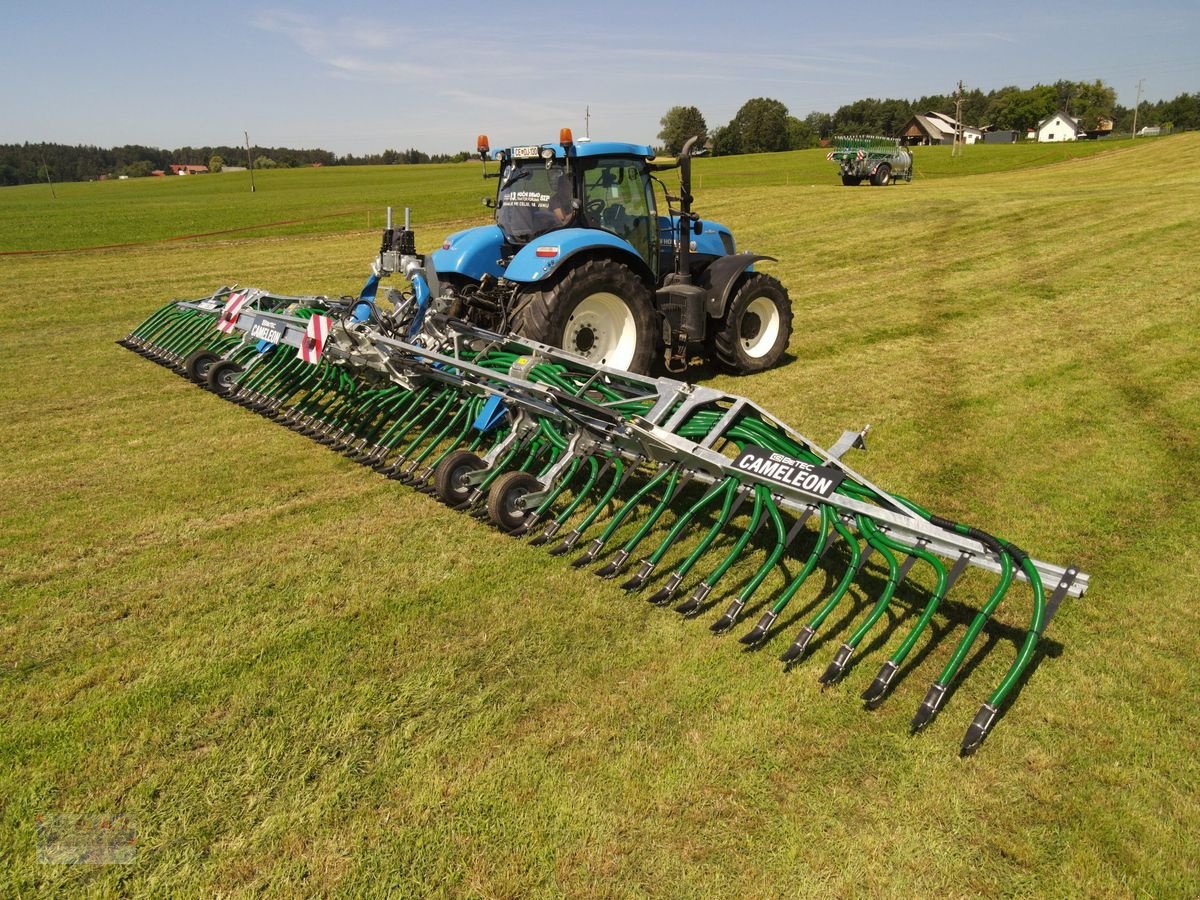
[2,1,1196,155]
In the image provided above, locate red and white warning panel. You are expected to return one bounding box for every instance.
[216,292,249,335]
[298,314,332,364]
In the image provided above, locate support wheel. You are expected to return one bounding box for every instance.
[184,349,221,384]
[871,164,891,186]
[206,359,244,394]
[511,258,656,374]
[486,470,542,532]
[434,450,485,506]
[711,273,793,374]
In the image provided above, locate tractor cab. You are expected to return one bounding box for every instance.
[492,137,660,278]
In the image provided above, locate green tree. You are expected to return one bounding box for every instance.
[988,85,1056,132]
[785,116,817,150]
[709,123,738,156]
[1063,79,1116,130]
[658,105,708,155]
[121,160,154,177]
[730,97,791,154]
[208,155,223,173]
[253,156,277,169]
[805,111,833,141]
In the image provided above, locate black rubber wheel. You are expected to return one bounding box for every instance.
[486,470,542,532]
[184,349,221,383]
[206,359,244,394]
[711,273,793,374]
[871,164,891,186]
[510,258,656,374]
[841,175,863,186]
[433,450,485,506]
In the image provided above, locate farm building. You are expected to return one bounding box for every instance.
[169,164,209,175]
[1035,111,1084,142]
[982,130,1019,144]
[899,111,982,145]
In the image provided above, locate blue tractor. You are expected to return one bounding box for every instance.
[431,131,792,375]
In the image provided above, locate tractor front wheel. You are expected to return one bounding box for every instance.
[511,259,656,374]
[711,273,793,374]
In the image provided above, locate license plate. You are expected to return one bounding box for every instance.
[510,145,542,159]
[249,318,284,344]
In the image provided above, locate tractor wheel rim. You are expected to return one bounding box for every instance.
[565,292,637,369]
[741,296,781,359]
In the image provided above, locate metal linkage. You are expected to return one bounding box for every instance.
[119,243,1089,756]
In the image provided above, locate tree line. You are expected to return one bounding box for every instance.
[0,142,474,187]
[6,79,1197,185]
[658,82,1200,156]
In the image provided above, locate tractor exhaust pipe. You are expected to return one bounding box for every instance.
[674,135,701,285]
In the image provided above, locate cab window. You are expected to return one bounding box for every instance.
[582,158,656,270]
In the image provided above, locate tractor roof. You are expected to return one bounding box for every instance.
[494,140,656,161]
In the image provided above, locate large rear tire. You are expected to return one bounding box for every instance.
[871,164,892,186]
[711,273,793,375]
[841,175,863,186]
[510,258,656,374]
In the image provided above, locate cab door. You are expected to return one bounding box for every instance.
[582,158,659,279]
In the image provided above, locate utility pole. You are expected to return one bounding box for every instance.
[1131,78,1144,139]
[244,131,256,192]
[40,152,57,200]
[952,80,965,157]
[585,105,591,139]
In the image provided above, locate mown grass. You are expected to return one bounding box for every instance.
[1,134,1198,896]
[0,137,1133,253]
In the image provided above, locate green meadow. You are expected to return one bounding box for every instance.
[1,135,1197,896]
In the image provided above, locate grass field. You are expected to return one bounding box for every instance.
[2,134,1198,896]
[0,137,1132,253]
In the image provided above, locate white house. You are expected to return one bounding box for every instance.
[1036,111,1084,143]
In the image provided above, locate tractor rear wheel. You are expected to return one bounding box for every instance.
[871,164,892,186]
[711,273,793,374]
[487,470,542,532]
[510,259,656,374]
